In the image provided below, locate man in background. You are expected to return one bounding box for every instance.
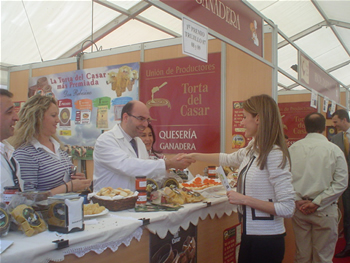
[289,112,348,262]
[93,100,195,191]
[331,109,350,258]
[0,89,22,194]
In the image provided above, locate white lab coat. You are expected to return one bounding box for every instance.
[93,124,166,191]
[0,140,24,195]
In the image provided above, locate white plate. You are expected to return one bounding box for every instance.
[84,208,109,219]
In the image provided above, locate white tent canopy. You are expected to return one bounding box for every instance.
[1,0,349,95]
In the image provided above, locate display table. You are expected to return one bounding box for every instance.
[0,215,143,263]
[0,195,238,263]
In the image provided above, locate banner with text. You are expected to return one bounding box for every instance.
[28,63,139,159]
[278,102,317,145]
[160,0,263,57]
[139,53,221,154]
[300,53,340,103]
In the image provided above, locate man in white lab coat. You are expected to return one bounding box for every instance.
[93,100,195,191]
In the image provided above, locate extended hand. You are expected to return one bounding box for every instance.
[165,153,196,170]
[176,153,194,161]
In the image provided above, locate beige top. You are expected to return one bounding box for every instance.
[289,133,348,210]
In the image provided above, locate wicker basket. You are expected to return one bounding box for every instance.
[91,196,137,211]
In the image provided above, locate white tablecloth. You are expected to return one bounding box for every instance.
[116,195,237,238]
[0,194,237,263]
[0,216,143,263]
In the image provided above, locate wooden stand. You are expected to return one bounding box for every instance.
[57,212,296,263]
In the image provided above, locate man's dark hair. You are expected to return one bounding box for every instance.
[332,109,350,123]
[0,89,13,98]
[120,101,134,121]
[304,112,325,133]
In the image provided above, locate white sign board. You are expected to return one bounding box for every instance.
[310,90,318,109]
[331,101,336,115]
[322,97,329,112]
[182,16,208,63]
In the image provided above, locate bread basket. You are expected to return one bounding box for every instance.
[91,195,137,211]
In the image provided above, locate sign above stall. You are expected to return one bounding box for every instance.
[139,53,221,154]
[182,16,208,63]
[300,53,340,103]
[159,0,263,57]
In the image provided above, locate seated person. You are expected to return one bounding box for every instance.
[12,95,91,195]
[93,100,195,191]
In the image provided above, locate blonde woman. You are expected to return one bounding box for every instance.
[12,95,91,195]
[181,94,295,263]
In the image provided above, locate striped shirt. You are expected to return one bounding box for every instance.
[220,140,295,235]
[13,138,72,192]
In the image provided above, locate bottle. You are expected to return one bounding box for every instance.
[136,191,147,206]
[135,176,147,191]
[3,186,20,205]
[207,166,217,178]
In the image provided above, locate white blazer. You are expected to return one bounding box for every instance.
[93,124,166,191]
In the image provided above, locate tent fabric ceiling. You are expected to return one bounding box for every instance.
[1,0,349,95]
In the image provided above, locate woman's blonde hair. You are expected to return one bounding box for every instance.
[243,94,290,170]
[11,94,60,148]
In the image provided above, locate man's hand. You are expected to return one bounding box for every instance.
[295,200,309,211]
[296,200,319,215]
[165,153,196,170]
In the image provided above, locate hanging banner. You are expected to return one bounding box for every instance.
[300,53,340,103]
[28,63,139,159]
[278,102,317,145]
[159,0,263,57]
[139,53,221,154]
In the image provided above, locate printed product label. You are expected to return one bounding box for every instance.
[0,208,9,229]
[23,208,41,227]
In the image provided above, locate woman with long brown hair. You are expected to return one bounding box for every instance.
[182,94,295,263]
[140,124,164,160]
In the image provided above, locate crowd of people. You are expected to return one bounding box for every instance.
[1,88,350,262]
